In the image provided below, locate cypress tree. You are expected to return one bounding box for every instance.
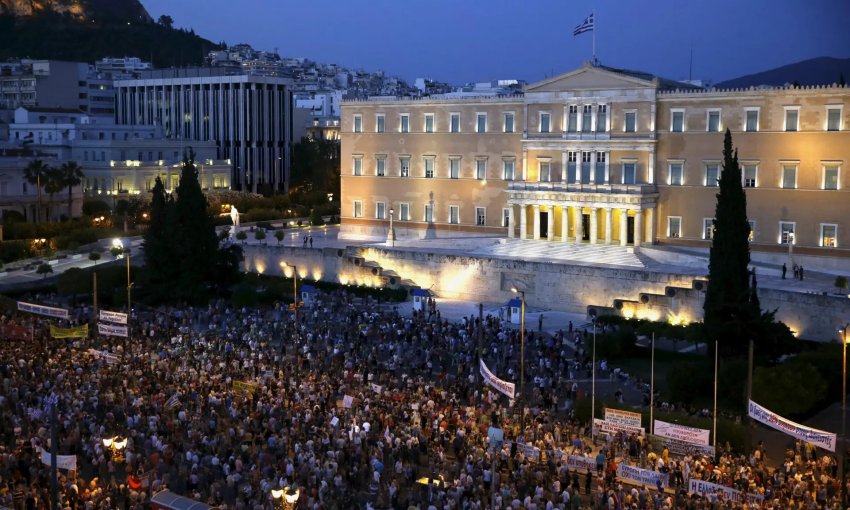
[704,129,754,353]
[142,176,178,302]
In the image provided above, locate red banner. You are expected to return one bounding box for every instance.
[0,323,32,340]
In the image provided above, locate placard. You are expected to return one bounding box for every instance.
[594,418,645,436]
[748,400,836,452]
[99,310,128,325]
[98,323,128,338]
[654,419,710,446]
[616,464,667,488]
[18,301,68,319]
[688,479,763,504]
[479,359,515,399]
[40,448,77,471]
[50,324,88,339]
[605,408,642,429]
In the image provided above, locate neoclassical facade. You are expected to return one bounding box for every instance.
[340,63,850,260]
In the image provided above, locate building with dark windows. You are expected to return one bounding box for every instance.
[114,68,294,193]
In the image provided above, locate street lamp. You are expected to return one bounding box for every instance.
[510,287,526,435]
[102,436,127,463]
[280,263,299,326]
[271,486,299,510]
[113,238,132,321]
[840,322,849,505]
[388,207,395,247]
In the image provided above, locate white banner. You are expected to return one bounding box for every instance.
[97,323,128,338]
[479,359,515,399]
[654,419,710,446]
[617,464,667,488]
[594,418,645,436]
[40,448,77,471]
[605,408,642,429]
[688,479,763,504]
[342,395,354,408]
[99,310,128,325]
[648,434,715,458]
[748,400,836,452]
[87,348,119,364]
[17,301,68,320]
[565,454,597,472]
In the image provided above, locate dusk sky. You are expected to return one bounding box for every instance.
[140,0,850,85]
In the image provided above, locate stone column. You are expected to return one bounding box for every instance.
[508,205,515,238]
[634,209,643,247]
[561,151,568,183]
[648,151,655,184]
[561,206,570,242]
[589,152,596,184]
[646,207,655,245]
[532,204,541,240]
[519,205,527,239]
[547,207,555,241]
[589,207,598,244]
[522,149,528,181]
[620,209,628,246]
[605,208,613,244]
[574,207,584,243]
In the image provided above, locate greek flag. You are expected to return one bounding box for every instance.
[574,13,594,36]
[165,394,181,410]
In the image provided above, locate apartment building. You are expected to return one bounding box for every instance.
[341,62,850,261]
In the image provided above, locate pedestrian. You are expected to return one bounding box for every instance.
[309,236,313,248]
[781,263,787,279]
[793,264,799,279]
[799,265,804,280]
[538,313,544,332]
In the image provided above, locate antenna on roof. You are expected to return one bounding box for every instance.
[688,44,693,82]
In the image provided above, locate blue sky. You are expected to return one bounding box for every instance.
[140,0,850,85]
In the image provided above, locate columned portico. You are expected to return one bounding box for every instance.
[589,207,598,244]
[519,205,527,239]
[508,206,515,238]
[634,209,643,247]
[604,208,613,244]
[532,204,541,240]
[547,207,555,241]
[620,209,628,246]
[561,207,569,242]
[574,207,583,243]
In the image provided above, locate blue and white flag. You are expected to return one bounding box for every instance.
[574,13,594,36]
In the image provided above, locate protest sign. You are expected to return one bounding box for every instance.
[748,400,836,452]
[18,301,68,319]
[654,419,710,446]
[99,310,128,325]
[688,479,764,504]
[605,408,642,429]
[479,359,515,399]
[50,324,88,339]
[616,464,668,488]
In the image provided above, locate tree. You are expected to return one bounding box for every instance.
[157,14,174,29]
[43,167,65,221]
[36,263,53,278]
[23,159,50,223]
[89,252,101,265]
[236,230,248,244]
[274,230,284,245]
[142,176,178,303]
[704,129,754,355]
[254,229,266,244]
[58,161,85,219]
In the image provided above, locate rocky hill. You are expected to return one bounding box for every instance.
[0,0,151,23]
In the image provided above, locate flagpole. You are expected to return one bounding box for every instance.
[592,9,596,63]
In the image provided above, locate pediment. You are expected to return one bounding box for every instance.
[526,63,657,93]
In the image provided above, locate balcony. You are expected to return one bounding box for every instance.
[507,181,657,195]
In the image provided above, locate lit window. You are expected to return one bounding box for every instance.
[668,217,682,238]
[748,220,756,242]
[821,224,837,247]
[779,222,795,245]
[703,218,715,240]
[475,207,486,226]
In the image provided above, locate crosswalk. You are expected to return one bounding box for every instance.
[469,239,651,268]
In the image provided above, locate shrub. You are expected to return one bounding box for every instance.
[82,200,111,217]
[36,263,53,278]
[254,229,267,243]
[0,241,34,263]
[244,208,281,223]
[274,230,285,244]
[89,252,101,264]
[235,231,248,244]
[310,209,325,226]
[835,275,849,289]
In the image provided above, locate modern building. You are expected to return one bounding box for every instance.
[340,62,850,266]
[114,68,294,193]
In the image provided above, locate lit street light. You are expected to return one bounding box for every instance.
[271,485,299,510]
[102,436,127,463]
[388,207,395,247]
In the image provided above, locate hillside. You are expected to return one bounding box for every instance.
[0,0,221,68]
[716,57,850,88]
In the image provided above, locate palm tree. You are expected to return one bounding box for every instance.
[23,159,50,222]
[59,161,85,218]
[43,168,65,222]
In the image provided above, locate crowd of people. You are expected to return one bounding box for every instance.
[0,288,846,510]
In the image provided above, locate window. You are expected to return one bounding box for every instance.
[622,162,636,185]
[568,105,578,132]
[745,108,759,132]
[671,109,685,132]
[400,157,410,177]
[475,207,486,226]
[784,107,799,132]
[376,114,385,133]
[476,113,487,133]
[376,202,385,219]
[352,157,363,176]
[748,220,756,242]
[821,224,838,247]
[376,157,386,177]
[781,164,797,189]
[779,221,795,244]
[400,114,410,133]
[504,112,515,133]
[707,110,721,132]
[450,113,460,133]
[595,152,607,183]
[400,203,410,221]
[705,163,720,187]
[624,110,636,133]
[743,164,757,188]
[538,160,551,182]
[449,158,460,179]
[424,204,434,223]
[581,105,593,132]
[596,105,608,132]
[353,201,363,218]
[824,165,840,190]
[580,152,592,184]
[353,114,362,133]
[669,162,684,185]
[475,159,487,180]
[703,218,715,240]
[668,217,682,238]
[449,205,460,224]
[540,112,551,133]
[827,106,842,131]
[502,208,511,227]
[567,152,578,183]
[424,113,435,133]
[503,159,515,181]
[424,158,435,178]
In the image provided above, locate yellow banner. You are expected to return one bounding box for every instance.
[50,324,89,339]
[233,380,258,394]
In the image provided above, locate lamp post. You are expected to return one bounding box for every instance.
[511,287,526,434]
[591,316,597,432]
[281,263,299,327]
[102,436,127,464]
[840,322,850,505]
[271,486,300,510]
[388,207,395,247]
[113,238,131,327]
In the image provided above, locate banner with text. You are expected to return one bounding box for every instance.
[654,419,710,446]
[17,301,68,320]
[97,322,128,338]
[648,434,715,458]
[605,408,642,429]
[617,464,668,488]
[39,448,77,471]
[565,454,597,472]
[479,359,515,399]
[0,323,32,340]
[99,310,128,325]
[594,418,645,436]
[50,324,89,339]
[87,348,120,365]
[748,400,836,452]
[688,479,763,505]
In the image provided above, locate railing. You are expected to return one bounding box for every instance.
[507,181,657,195]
